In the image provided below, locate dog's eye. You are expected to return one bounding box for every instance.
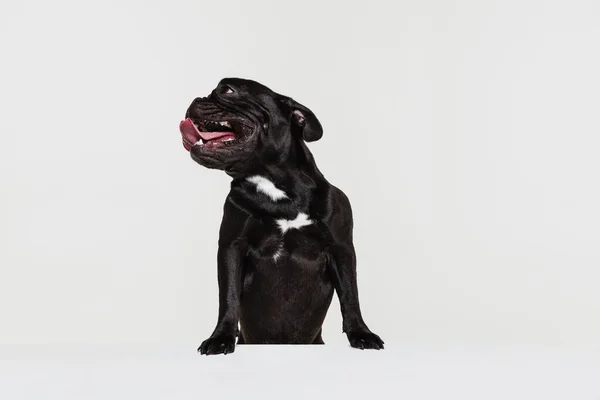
[221,86,234,94]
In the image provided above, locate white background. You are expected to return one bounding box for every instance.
[1,0,600,352]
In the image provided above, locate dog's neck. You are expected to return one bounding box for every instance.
[228,140,323,191]
[225,140,326,218]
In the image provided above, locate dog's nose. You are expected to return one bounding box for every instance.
[189,97,208,111]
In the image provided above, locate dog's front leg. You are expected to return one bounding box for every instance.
[198,239,246,355]
[328,243,384,350]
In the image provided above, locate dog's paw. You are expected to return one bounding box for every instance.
[347,330,384,350]
[198,333,236,355]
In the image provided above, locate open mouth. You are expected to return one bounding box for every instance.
[180,118,245,151]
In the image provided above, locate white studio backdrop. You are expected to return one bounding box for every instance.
[0,0,599,348]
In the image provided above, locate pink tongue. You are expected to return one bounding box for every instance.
[179,118,201,146]
[179,118,236,143]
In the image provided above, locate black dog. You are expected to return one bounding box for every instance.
[180,78,383,355]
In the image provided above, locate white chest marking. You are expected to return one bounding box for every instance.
[276,212,313,234]
[246,175,288,201]
[272,243,284,262]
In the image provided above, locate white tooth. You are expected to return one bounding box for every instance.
[194,140,204,146]
[219,121,231,127]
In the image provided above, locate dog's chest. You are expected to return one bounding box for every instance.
[244,175,329,264]
[250,221,328,266]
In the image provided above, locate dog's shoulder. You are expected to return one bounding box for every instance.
[312,182,353,242]
[321,182,352,216]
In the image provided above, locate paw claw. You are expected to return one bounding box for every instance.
[197,333,236,355]
[347,330,384,350]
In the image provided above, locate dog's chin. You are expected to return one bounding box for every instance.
[189,140,255,171]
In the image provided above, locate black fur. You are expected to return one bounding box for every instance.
[181,78,383,355]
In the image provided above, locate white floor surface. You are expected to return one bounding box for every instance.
[0,344,598,399]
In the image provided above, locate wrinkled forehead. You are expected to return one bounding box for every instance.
[216,78,291,113]
[218,78,276,97]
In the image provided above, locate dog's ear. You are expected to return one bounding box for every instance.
[284,98,323,142]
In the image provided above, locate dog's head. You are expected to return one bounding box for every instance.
[180,78,322,173]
